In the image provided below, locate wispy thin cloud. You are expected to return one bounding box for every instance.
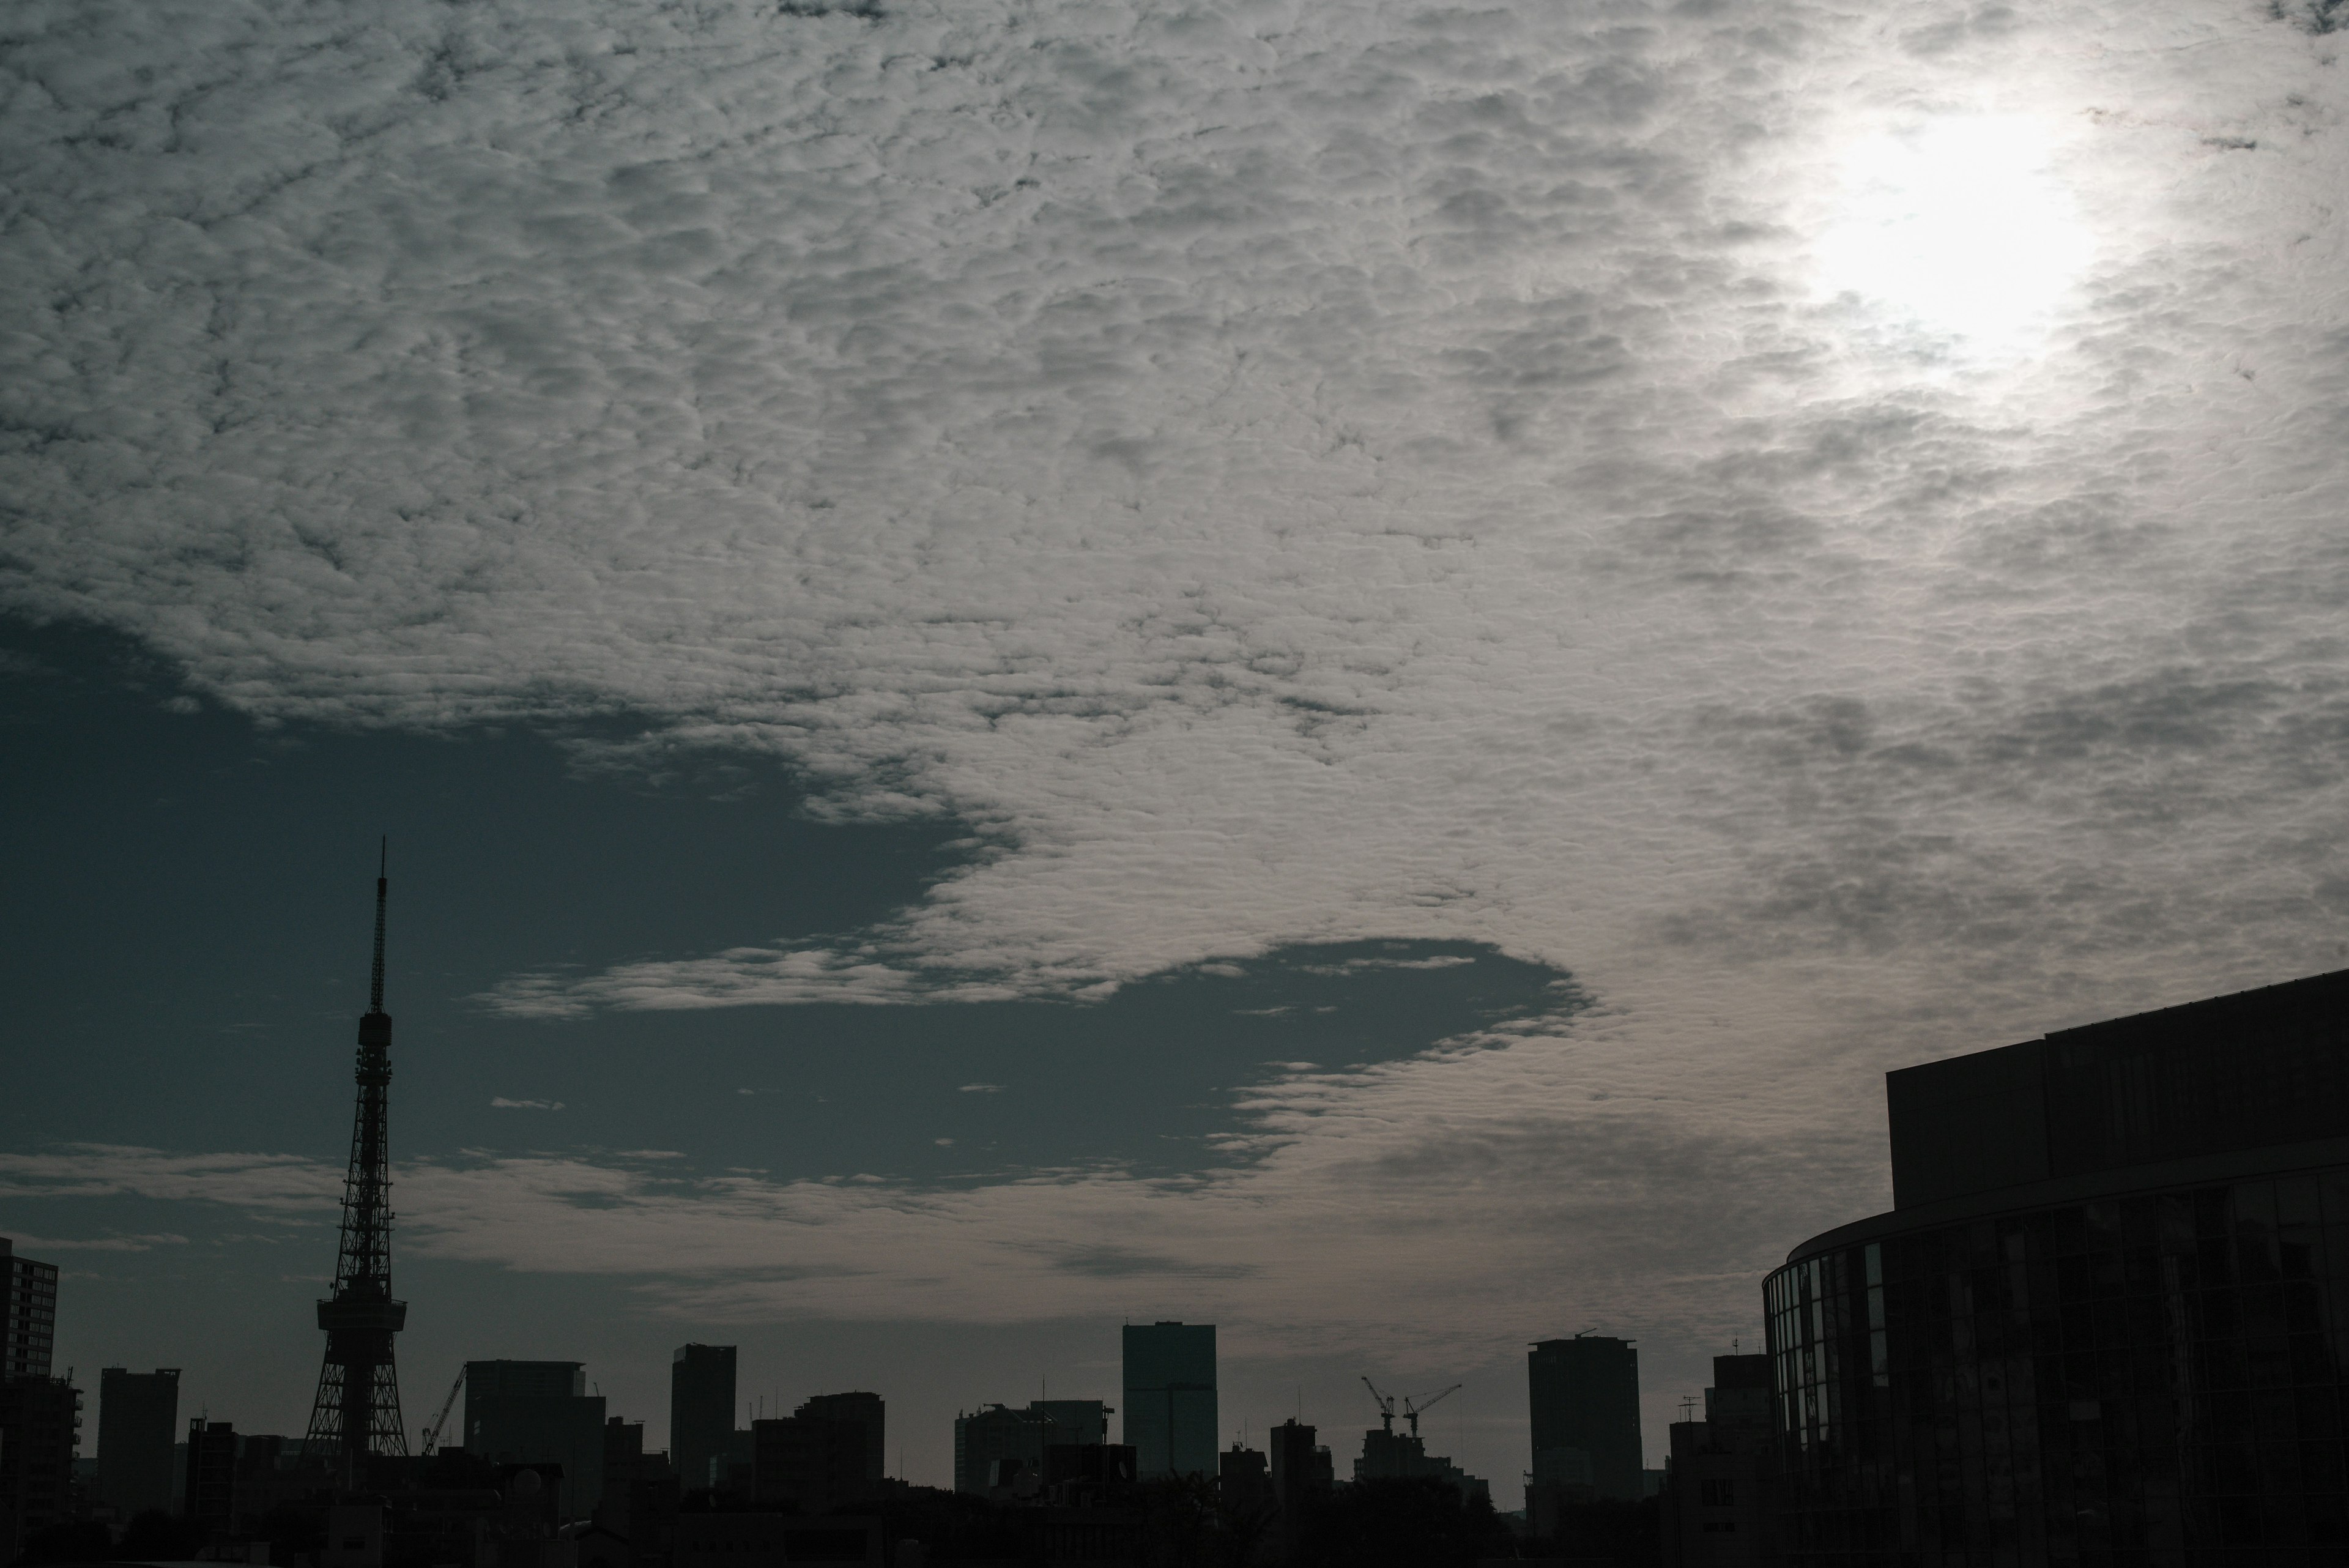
[6,1233,189,1252]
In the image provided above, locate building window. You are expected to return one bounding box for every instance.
[1700,1479,1735,1507]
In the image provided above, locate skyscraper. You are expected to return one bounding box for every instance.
[669,1344,736,1492]
[97,1368,180,1518]
[303,851,409,1487]
[1,1239,58,1383]
[1527,1334,1643,1503]
[1121,1321,1217,1480]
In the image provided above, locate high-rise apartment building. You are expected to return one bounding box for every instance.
[1,1239,58,1382]
[0,1239,73,1566]
[97,1367,181,1518]
[669,1345,737,1492]
[461,1361,606,1520]
[1527,1334,1644,1503]
[1121,1321,1217,1480]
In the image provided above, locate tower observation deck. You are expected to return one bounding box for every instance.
[303,842,409,1486]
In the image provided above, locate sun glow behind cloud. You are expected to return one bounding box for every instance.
[1815,116,2096,351]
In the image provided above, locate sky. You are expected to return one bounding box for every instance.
[4,0,2349,1495]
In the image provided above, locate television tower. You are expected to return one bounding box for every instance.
[304,841,410,1486]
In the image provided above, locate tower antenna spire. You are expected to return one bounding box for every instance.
[369,837,388,1015]
[306,848,409,1489]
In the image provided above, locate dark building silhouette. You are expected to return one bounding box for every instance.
[0,1374,80,1563]
[97,1367,180,1519]
[462,1360,606,1520]
[1768,968,2349,1562]
[1028,1399,1108,1449]
[750,1406,871,1514]
[796,1392,885,1485]
[1045,1440,1137,1508]
[1221,1441,1273,1518]
[184,1419,239,1543]
[669,1344,735,1492]
[595,1413,679,1564]
[1351,1424,1488,1499]
[1268,1419,1334,1562]
[1121,1321,1217,1479]
[954,1404,1055,1496]
[1351,1387,1488,1504]
[1528,1334,1644,1504]
[2,1238,58,1382]
[950,1399,1107,1498]
[304,852,410,1487]
[672,1510,881,1567]
[0,1238,76,1564]
[1661,1354,1774,1566]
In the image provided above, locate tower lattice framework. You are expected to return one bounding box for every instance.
[305,843,410,1486]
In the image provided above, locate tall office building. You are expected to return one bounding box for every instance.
[1122,1322,1217,1480]
[1527,1334,1644,1503]
[669,1344,736,1492]
[1771,968,2349,1562]
[97,1368,180,1518]
[2,1238,58,1382]
[462,1361,607,1520]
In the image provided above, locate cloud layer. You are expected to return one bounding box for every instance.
[7,0,2349,1394]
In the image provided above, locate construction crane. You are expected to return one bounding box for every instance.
[1360,1377,1397,1435]
[1402,1384,1461,1438]
[419,1369,465,1455]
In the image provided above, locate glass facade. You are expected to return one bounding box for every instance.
[1766,1165,2349,1566]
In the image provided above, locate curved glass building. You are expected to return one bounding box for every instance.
[1766,971,2349,1565]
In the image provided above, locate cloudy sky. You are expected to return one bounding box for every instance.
[6,0,2348,1491]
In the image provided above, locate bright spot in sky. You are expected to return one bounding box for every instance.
[1817,116,2094,349]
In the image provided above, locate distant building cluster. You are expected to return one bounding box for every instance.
[9,871,2349,1564]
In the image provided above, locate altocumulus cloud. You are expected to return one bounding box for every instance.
[0,1028,1815,1365]
[6,0,2349,1357]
